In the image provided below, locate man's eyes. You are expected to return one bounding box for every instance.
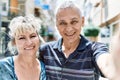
[71,21,78,24]
[59,22,67,25]
[59,21,78,25]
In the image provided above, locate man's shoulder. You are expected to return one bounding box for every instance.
[91,41,108,48]
[40,41,57,50]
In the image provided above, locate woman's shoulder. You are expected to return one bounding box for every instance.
[0,56,13,65]
[0,56,15,80]
[39,61,46,80]
[0,56,14,72]
[40,61,46,72]
[40,61,45,68]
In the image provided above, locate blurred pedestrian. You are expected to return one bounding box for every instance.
[39,1,118,80]
[0,15,46,80]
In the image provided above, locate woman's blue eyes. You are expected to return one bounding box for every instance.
[19,37,26,40]
[18,35,36,40]
[31,35,36,38]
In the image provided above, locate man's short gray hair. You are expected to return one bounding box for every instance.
[55,1,83,18]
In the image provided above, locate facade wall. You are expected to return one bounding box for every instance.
[10,0,18,13]
[84,0,120,43]
[90,0,120,27]
[107,0,120,20]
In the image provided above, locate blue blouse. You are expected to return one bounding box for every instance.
[0,56,46,80]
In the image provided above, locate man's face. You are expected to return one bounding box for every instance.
[56,7,84,43]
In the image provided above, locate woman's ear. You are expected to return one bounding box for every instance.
[11,38,16,46]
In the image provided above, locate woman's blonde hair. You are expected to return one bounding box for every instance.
[7,15,45,55]
[9,14,41,38]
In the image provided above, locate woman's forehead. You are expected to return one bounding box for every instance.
[15,29,37,36]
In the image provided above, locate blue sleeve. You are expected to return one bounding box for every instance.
[0,58,15,80]
[40,61,46,80]
[92,42,109,61]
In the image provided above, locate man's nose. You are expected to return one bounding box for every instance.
[66,24,73,32]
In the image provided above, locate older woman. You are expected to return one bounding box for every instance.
[0,15,46,80]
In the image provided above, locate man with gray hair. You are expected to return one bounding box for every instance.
[39,1,119,80]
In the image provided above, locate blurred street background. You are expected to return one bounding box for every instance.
[0,0,120,58]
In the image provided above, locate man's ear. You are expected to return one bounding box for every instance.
[82,17,85,27]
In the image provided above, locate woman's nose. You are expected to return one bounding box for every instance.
[26,38,33,45]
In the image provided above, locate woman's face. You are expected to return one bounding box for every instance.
[56,8,84,43]
[14,30,40,56]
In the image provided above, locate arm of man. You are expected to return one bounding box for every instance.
[97,53,117,79]
[91,42,119,80]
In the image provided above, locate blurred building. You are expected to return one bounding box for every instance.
[0,0,25,56]
[83,0,120,44]
[0,0,11,56]
[0,0,57,56]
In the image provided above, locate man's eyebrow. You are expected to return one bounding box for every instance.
[58,20,65,22]
[71,17,78,20]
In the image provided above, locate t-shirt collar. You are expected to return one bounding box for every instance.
[53,35,91,51]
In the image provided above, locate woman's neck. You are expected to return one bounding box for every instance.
[14,55,40,80]
[15,55,38,68]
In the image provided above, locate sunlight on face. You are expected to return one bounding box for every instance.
[56,7,84,43]
[14,30,40,56]
[8,15,42,56]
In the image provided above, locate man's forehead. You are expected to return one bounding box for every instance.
[57,10,81,20]
[57,7,81,17]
